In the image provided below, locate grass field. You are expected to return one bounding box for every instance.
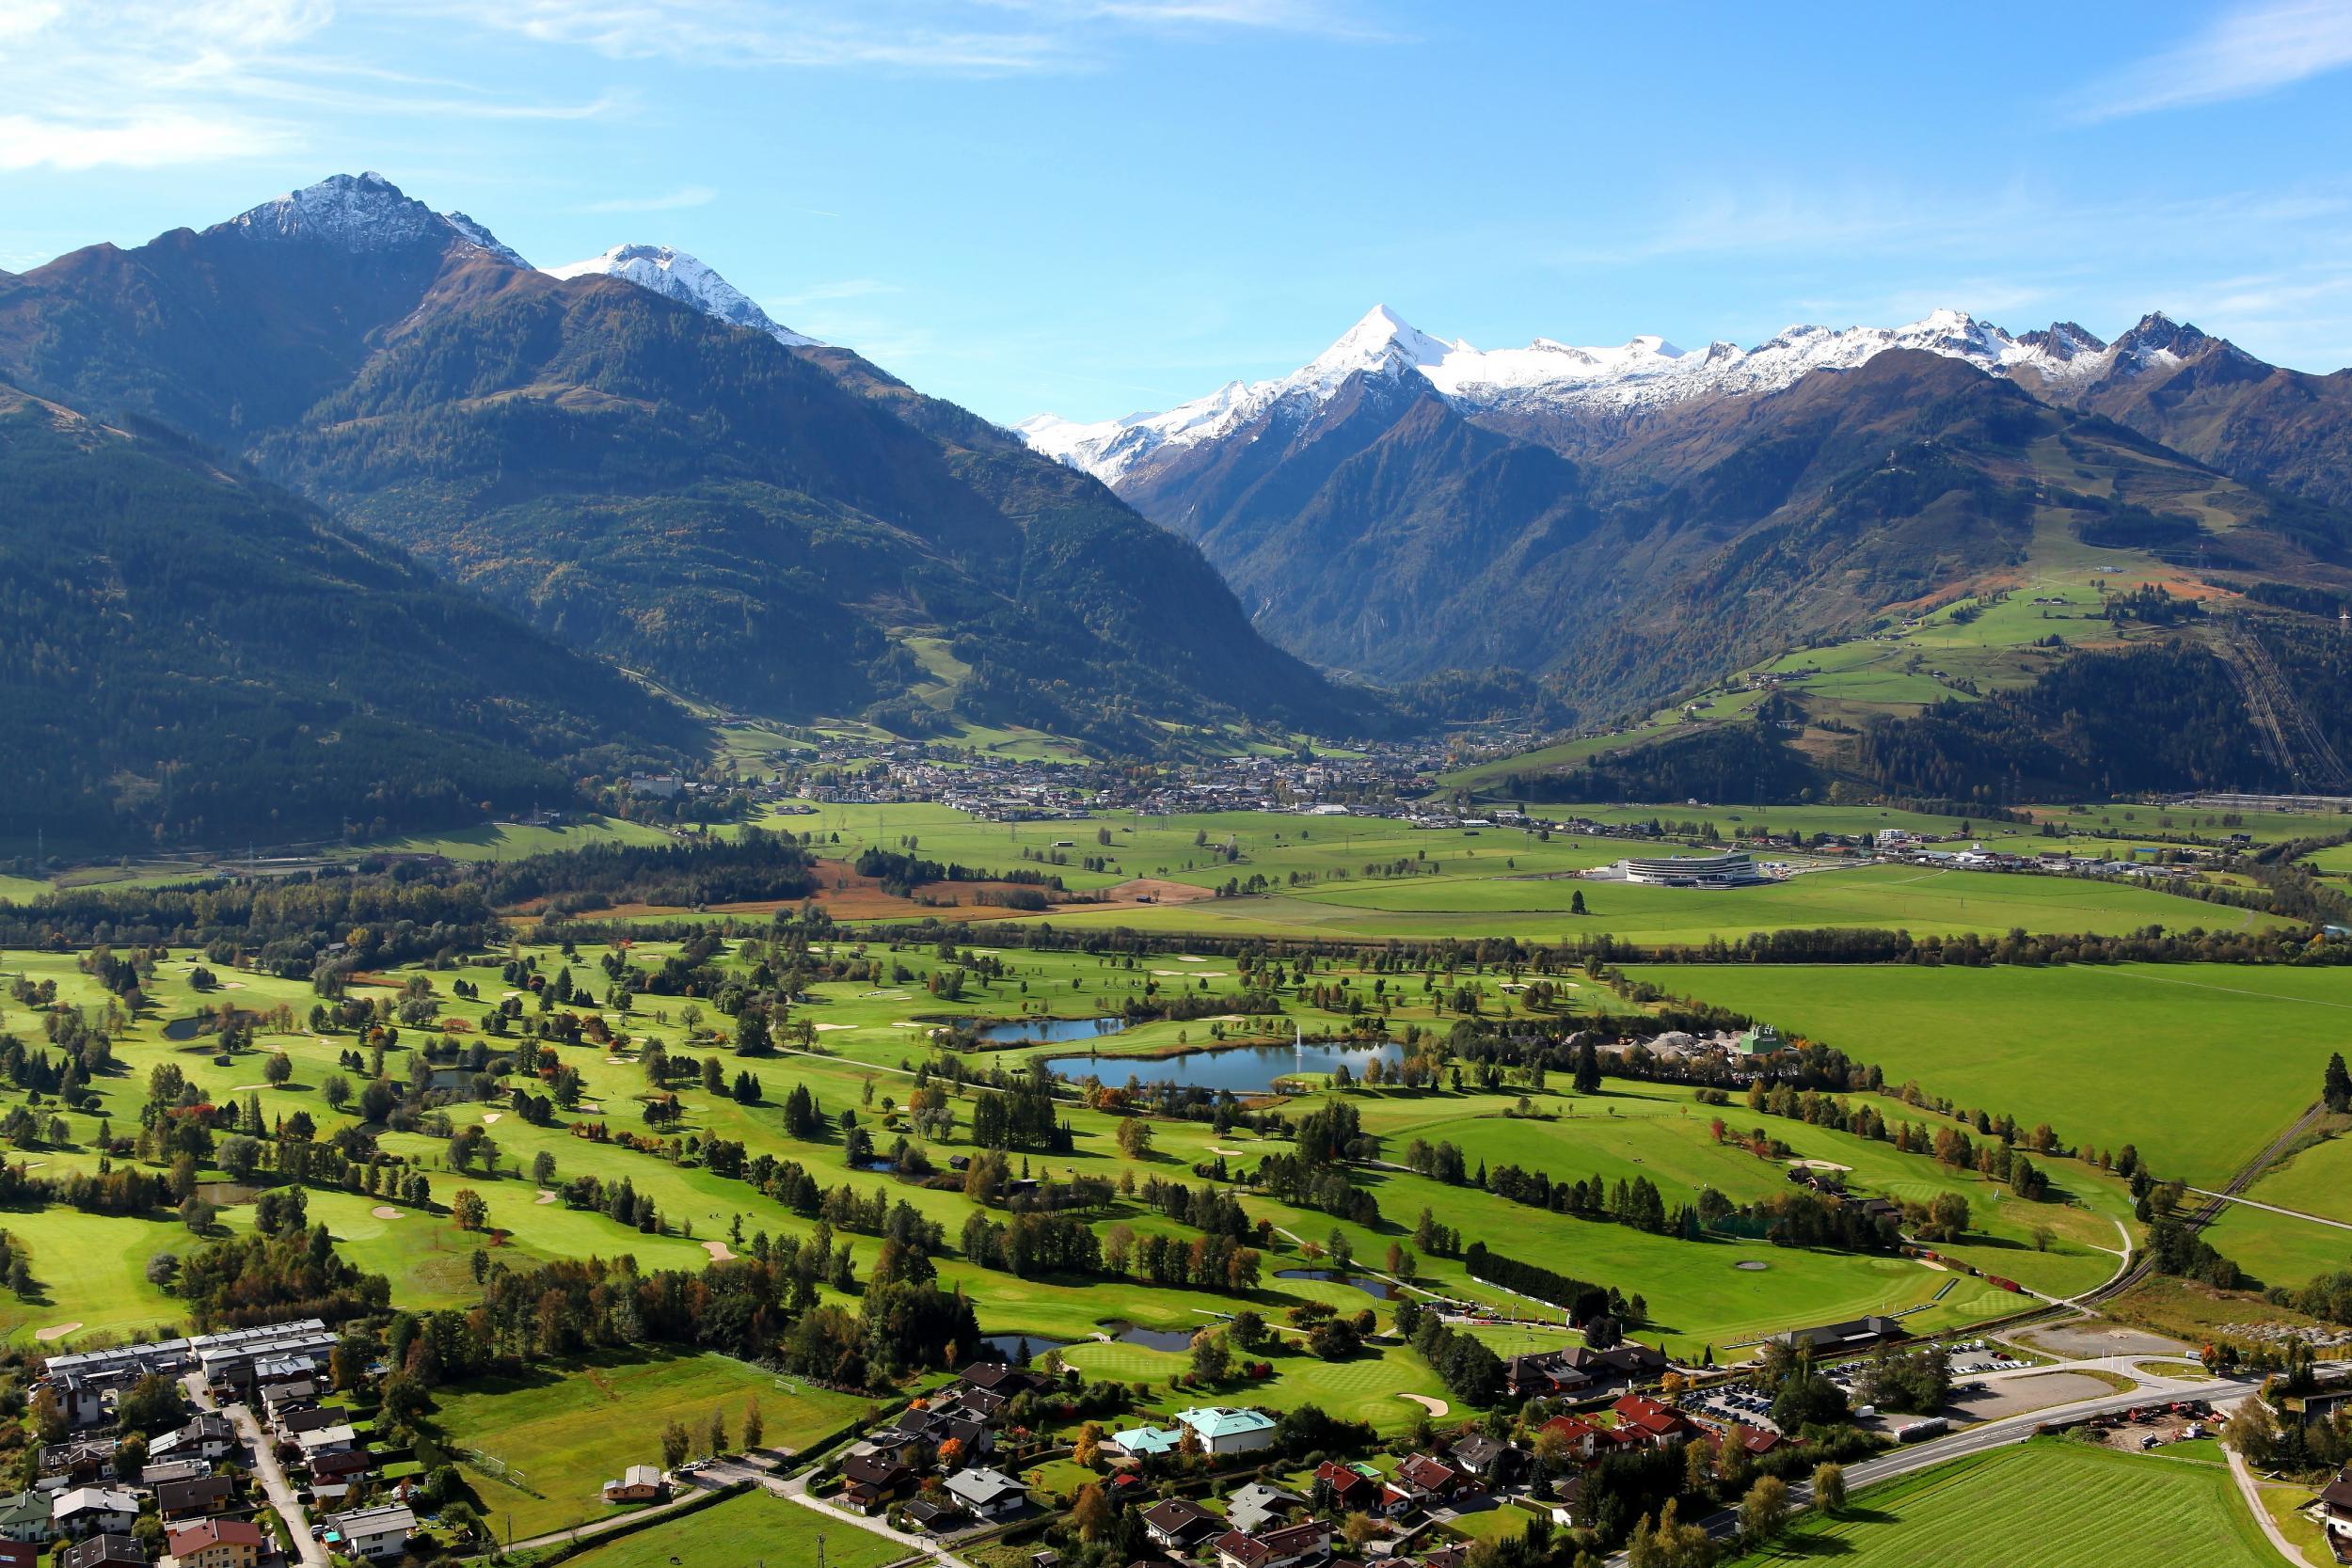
[1624,962,2352,1190]
[429,1349,867,1541]
[2202,1119,2352,1289]
[1724,1440,2272,1567]
[544,1489,905,1568]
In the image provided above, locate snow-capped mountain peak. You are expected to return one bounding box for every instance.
[214,172,527,266]
[1014,303,2218,485]
[544,244,818,348]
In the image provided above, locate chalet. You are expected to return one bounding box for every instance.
[153,1475,235,1520]
[1223,1482,1304,1534]
[1449,1434,1522,1485]
[942,1467,1028,1520]
[1214,1520,1330,1568]
[840,1452,916,1511]
[0,1491,54,1544]
[40,1441,120,1483]
[275,1406,343,1437]
[308,1448,373,1488]
[602,1465,666,1504]
[50,1488,138,1540]
[900,1405,993,1458]
[1313,1459,1382,1513]
[293,1424,358,1464]
[2318,1467,2352,1547]
[1389,1454,1459,1506]
[326,1503,414,1561]
[1771,1316,1902,1354]
[138,1462,210,1489]
[957,1363,1045,1398]
[1109,1423,1182,1460]
[902,1497,965,1534]
[258,1380,318,1426]
[1727,1424,1783,1457]
[1537,1416,1604,1463]
[56,1535,145,1568]
[149,1415,234,1465]
[1610,1395,1700,1450]
[1140,1498,1220,1552]
[1174,1406,1276,1457]
[53,1375,107,1430]
[165,1518,265,1568]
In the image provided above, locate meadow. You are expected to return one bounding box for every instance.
[540,1488,903,1568]
[1724,1440,2271,1568]
[1622,961,2352,1195]
[427,1349,866,1541]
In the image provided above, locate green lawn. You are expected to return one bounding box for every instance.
[548,1489,905,1568]
[1725,1440,2272,1567]
[429,1349,867,1541]
[1624,962,2352,1189]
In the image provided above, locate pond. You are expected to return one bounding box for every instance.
[977,1333,1073,1362]
[1040,1038,1405,1095]
[1106,1323,1198,1353]
[163,1009,261,1041]
[1275,1268,1398,1300]
[973,1016,1129,1046]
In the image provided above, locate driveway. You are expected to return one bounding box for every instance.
[771,1468,982,1568]
[186,1373,329,1568]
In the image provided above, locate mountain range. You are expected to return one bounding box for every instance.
[1016,304,2352,709]
[0,174,1363,846]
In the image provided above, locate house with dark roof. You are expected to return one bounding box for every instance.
[154,1474,235,1520]
[902,1496,966,1534]
[1213,1520,1329,1568]
[56,1535,144,1568]
[1140,1498,1219,1552]
[1503,1351,1594,1399]
[1313,1459,1381,1513]
[1771,1316,1902,1354]
[1448,1433,1521,1485]
[839,1452,915,1512]
[2317,1466,2352,1551]
[957,1363,1044,1398]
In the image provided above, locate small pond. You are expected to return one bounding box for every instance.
[1275,1268,1398,1300]
[1041,1038,1404,1094]
[977,1333,1073,1362]
[1106,1323,1198,1353]
[973,1016,1129,1046]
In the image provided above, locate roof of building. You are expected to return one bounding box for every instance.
[1140,1498,1216,1535]
[1394,1455,1457,1492]
[943,1467,1027,1507]
[329,1503,416,1534]
[166,1519,265,1555]
[1175,1406,1275,1439]
[57,1535,147,1568]
[1112,1425,1183,1455]
[52,1486,140,1515]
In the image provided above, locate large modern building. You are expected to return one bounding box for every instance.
[1614,851,1765,886]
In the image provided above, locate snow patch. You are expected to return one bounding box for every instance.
[547,243,820,348]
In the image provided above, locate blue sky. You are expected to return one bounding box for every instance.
[4,1,2352,422]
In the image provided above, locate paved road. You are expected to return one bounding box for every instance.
[1602,1373,2258,1566]
[2225,1428,2313,1567]
[2189,1187,2352,1234]
[496,1478,731,1556]
[184,1372,330,1568]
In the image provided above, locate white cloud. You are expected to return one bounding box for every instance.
[581,184,718,212]
[2073,0,2352,121]
[0,109,290,170]
[418,0,1387,73]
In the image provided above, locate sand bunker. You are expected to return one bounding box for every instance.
[1397,1393,1449,1416]
[534,1190,558,1205]
[34,1323,81,1342]
[371,1206,403,1219]
[703,1240,736,1261]
[1787,1159,1852,1173]
[812,1022,853,1032]
[481,1112,502,1124]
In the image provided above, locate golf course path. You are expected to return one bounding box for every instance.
[2187,1188,2352,1233]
